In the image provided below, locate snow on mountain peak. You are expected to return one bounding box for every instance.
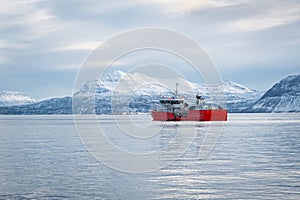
[75,70,260,98]
[251,74,300,112]
[223,80,255,93]
[101,70,126,82]
[0,91,35,107]
[72,70,262,113]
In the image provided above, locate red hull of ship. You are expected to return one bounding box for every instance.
[151,110,227,121]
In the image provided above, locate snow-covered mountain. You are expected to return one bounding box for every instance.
[0,91,35,107]
[250,74,300,112]
[223,80,263,112]
[73,70,262,114]
[0,70,265,114]
[73,72,177,114]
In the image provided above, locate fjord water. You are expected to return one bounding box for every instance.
[0,114,299,199]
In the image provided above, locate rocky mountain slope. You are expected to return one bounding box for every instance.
[0,97,72,115]
[250,75,300,112]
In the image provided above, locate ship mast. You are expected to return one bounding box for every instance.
[175,82,178,98]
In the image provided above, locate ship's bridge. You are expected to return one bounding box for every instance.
[159,98,184,104]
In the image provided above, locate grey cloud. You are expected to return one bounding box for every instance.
[0,0,299,98]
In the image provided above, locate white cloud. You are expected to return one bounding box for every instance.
[0,1,24,14]
[147,0,242,15]
[56,41,102,51]
[0,0,61,40]
[223,3,300,32]
[0,39,29,50]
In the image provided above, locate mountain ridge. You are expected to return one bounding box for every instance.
[249,74,300,113]
[1,72,298,114]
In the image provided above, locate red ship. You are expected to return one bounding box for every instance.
[151,83,227,121]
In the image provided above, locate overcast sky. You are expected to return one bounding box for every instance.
[1,0,300,99]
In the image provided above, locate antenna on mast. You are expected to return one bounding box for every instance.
[175,82,179,98]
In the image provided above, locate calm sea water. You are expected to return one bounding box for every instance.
[0,113,299,199]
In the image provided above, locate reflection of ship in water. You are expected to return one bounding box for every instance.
[151,83,227,121]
